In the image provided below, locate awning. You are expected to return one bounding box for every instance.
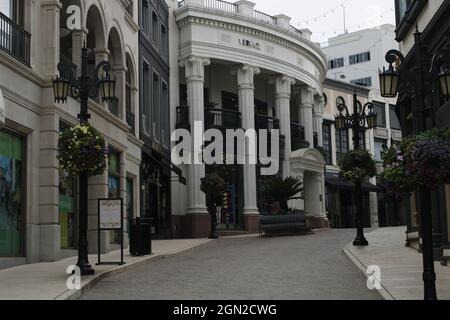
[145,151,186,185]
[326,177,384,193]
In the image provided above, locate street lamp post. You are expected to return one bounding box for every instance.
[335,92,377,247]
[378,28,450,301]
[53,44,116,276]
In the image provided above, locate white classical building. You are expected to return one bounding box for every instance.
[167,0,328,237]
[0,0,140,268]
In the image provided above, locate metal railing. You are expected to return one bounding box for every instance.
[253,10,277,25]
[205,108,242,130]
[0,11,31,66]
[126,111,136,135]
[59,54,77,80]
[204,0,238,13]
[255,114,280,130]
[125,0,134,16]
[176,106,190,130]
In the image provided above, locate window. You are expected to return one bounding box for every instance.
[350,77,372,87]
[357,131,366,150]
[373,101,386,128]
[374,139,387,162]
[328,58,344,69]
[389,105,401,130]
[108,150,121,245]
[126,61,132,113]
[322,122,332,165]
[222,91,239,110]
[336,129,349,164]
[152,11,158,46]
[349,52,371,65]
[142,0,150,36]
[142,62,151,134]
[396,0,413,23]
[162,82,169,147]
[152,72,160,141]
[161,25,168,60]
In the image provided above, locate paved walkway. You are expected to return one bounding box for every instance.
[81,230,380,300]
[344,227,450,300]
[0,239,210,300]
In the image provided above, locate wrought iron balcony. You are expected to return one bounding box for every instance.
[125,0,134,16]
[59,55,77,80]
[291,122,310,151]
[176,106,190,130]
[0,12,31,66]
[126,111,136,135]
[255,114,280,131]
[205,108,242,130]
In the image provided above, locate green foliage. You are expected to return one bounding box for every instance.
[339,149,376,184]
[58,124,107,177]
[201,173,226,210]
[263,176,304,212]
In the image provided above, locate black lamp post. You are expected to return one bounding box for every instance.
[378,28,450,301]
[53,44,116,276]
[335,93,377,246]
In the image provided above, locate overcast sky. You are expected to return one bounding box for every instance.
[251,0,395,44]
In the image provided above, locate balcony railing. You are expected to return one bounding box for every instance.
[59,54,77,80]
[205,108,241,130]
[255,114,280,131]
[0,12,31,66]
[204,0,238,13]
[126,111,136,135]
[291,122,310,151]
[176,106,190,130]
[125,0,134,16]
[253,10,277,25]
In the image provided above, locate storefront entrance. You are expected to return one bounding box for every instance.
[0,130,24,256]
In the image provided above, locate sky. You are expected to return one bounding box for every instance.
[251,0,396,44]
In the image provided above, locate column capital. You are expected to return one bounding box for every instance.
[112,65,127,72]
[41,0,63,9]
[180,56,211,81]
[234,64,260,88]
[274,75,295,97]
[71,27,89,35]
[300,86,315,107]
[93,48,110,56]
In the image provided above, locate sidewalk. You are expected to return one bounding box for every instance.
[0,239,210,300]
[344,227,450,300]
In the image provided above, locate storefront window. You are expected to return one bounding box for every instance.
[59,125,77,249]
[108,150,121,244]
[0,130,24,256]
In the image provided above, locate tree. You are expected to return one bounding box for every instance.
[263,176,304,212]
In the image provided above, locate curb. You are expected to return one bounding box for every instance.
[342,243,395,301]
[56,239,211,300]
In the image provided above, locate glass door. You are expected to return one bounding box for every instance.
[0,130,24,256]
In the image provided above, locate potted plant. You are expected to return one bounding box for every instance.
[339,149,377,184]
[58,124,108,177]
[263,176,304,214]
[383,128,450,191]
[201,173,226,239]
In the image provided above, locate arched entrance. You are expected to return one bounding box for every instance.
[290,148,329,229]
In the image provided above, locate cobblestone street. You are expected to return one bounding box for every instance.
[81,230,380,300]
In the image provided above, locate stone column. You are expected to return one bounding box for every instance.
[112,65,127,121]
[275,75,295,177]
[300,87,315,147]
[183,56,210,220]
[71,28,88,77]
[313,95,324,147]
[237,64,260,232]
[40,0,62,77]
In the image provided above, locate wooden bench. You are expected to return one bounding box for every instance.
[258,213,307,237]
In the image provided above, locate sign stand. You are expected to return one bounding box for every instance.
[97,198,125,266]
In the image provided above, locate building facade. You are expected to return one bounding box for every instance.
[139,0,176,239]
[168,0,328,238]
[393,0,450,264]
[0,0,141,268]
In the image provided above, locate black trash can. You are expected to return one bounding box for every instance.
[129,217,152,256]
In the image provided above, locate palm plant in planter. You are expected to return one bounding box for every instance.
[201,173,226,239]
[263,176,304,214]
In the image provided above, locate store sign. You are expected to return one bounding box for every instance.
[0,88,5,128]
[239,38,261,50]
[99,199,122,229]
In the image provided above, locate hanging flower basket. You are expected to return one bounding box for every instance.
[339,149,377,184]
[383,129,450,191]
[58,124,108,177]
